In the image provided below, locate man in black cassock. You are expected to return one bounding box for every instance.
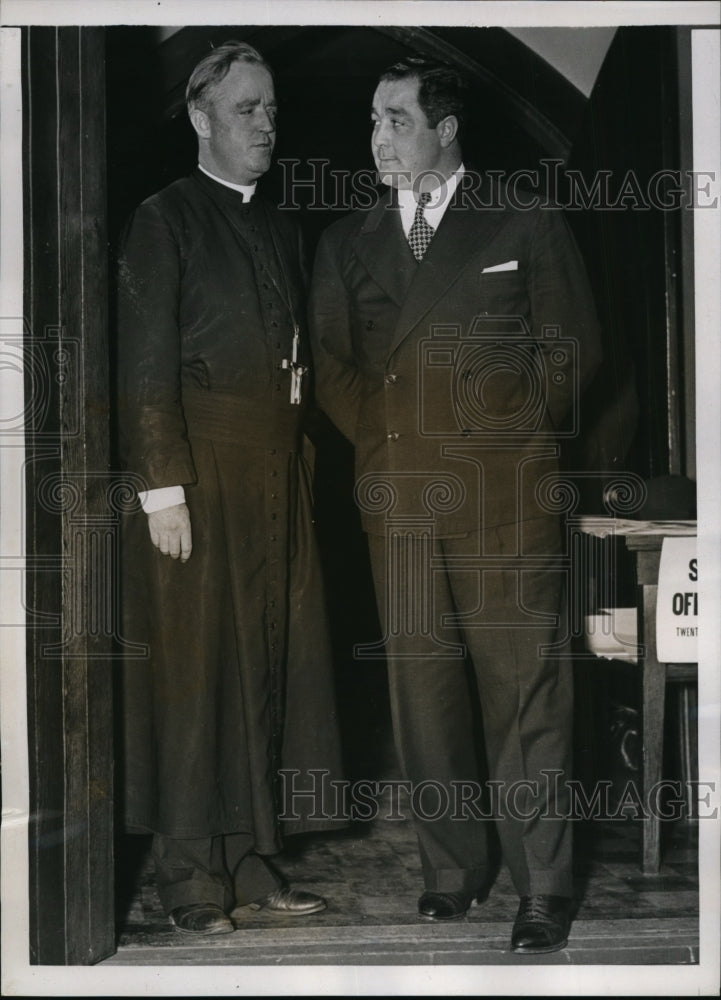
[117,41,343,935]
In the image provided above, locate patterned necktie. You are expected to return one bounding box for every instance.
[407,191,435,262]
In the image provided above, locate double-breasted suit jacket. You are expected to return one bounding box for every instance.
[310,178,602,539]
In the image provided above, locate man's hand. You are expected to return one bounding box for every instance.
[147,503,192,563]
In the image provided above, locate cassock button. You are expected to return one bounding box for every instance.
[387,431,400,441]
[384,373,398,384]
[366,320,375,330]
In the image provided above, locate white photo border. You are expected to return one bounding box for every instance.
[1,2,719,996]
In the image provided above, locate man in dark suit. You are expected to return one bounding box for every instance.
[310,57,602,953]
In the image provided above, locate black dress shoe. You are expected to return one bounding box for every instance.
[510,895,572,954]
[418,889,476,921]
[245,886,327,915]
[169,903,235,935]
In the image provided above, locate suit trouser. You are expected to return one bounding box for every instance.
[152,832,281,914]
[367,517,573,898]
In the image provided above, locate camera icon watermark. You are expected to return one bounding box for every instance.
[418,316,579,439]
[0,317,81,440]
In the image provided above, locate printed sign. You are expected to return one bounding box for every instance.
[656,535,698,663]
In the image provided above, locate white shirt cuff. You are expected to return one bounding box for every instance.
[137,485,186,513]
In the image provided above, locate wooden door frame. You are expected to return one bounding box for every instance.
[22,25,115,966]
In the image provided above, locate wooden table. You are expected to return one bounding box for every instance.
[578,518,697,873]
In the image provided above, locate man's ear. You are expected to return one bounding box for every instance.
[436,115,459,148]
[189,107,211,139]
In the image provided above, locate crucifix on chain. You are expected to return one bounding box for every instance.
[281,326,307,405]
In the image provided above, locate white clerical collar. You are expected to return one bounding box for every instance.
[198,163,257,202]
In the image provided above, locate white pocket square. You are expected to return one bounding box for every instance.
[482,260,518,273]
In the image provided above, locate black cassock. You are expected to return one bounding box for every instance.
[117,170,343,852]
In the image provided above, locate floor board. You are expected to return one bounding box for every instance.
[105,815,699,966]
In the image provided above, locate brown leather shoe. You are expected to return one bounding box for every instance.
[246,886,327,915]
[169,903,234,935]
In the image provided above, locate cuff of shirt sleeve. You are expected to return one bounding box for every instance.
[137,485,186,513]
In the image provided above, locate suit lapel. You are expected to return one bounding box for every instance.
[351,191,418,307]
[387,186,510,358]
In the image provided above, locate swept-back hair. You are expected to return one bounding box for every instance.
[379,56,466,132]
[186,40,273,112]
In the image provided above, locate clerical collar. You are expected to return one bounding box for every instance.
[198,163,257,202]
[396,164,465,212]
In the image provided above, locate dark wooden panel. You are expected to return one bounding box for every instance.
[566,27,686,483]
[23,24,66,966]
[24,25,115,965]
[676,28,695,480]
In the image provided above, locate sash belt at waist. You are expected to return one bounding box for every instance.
[182,388,301,450]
